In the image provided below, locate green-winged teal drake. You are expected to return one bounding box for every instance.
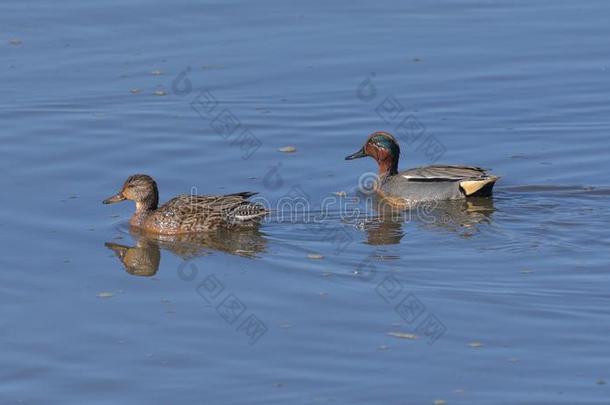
[103,174,268,234]
[345,131,499,202]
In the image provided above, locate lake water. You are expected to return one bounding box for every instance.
[2,0,610,403]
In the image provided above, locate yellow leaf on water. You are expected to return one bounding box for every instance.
[278,146,296,153]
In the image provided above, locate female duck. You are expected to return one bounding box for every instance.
[345,131,498,202]
[103,174,267,234]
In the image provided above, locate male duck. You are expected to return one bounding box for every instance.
[103,174,268,234]
[345,131,499,202]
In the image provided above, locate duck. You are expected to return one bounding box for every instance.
[345,131,499,202]
[103,174,268,234]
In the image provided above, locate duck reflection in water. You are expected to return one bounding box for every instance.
[106,227,267,277]
[361,195,496,245]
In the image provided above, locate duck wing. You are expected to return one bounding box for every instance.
[158,192,268,231]
[399,165,490,182]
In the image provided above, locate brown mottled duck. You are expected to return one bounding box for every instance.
[103,174,267,234]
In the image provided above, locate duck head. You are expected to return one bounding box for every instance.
[103,174,159,215]
[345,131,400,176]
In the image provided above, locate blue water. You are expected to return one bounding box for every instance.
[2,0,610,403]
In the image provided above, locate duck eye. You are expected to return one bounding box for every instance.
[370,136,384,146]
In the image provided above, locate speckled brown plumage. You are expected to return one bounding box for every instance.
[103,174,268,234]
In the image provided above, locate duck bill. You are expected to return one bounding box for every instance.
[345,147,367,160]
[103,192,126,204]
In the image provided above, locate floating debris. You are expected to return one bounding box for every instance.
[96,292,115,299]
[278,146,296,153]
[333,191,347,197]
[520,269,534,274]
[597,379,606,385]
[377,345,390,351]
[387,332,418,340]
[154,89,167,96]
[150,69,164,76]
[9,39,22,46]
[307,253,324,260]
[468,341,484,348]
[433,400,445,405]
[129,88,142,94]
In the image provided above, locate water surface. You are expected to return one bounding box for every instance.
[2,0,610,403]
